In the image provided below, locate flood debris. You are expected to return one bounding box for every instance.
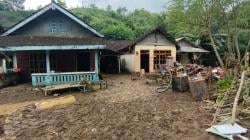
[205,70,250,139]
[34,95,76,111]
[206,123,248,140]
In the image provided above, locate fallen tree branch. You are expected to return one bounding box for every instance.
[231,71,246,124]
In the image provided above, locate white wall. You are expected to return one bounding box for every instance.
[134,45,176,73]
[121,45,176,73]
[120,54,134,73]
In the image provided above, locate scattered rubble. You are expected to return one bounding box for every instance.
[0,75,215,139]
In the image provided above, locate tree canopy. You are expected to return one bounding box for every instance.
[164,0,250,67]
[0,0,25,11]
[71,5,161,40]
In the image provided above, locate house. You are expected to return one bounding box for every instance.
[109,27,179,73]
[0,2,106,86]
[176,37,209,64]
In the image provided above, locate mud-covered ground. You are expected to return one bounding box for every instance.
[0,74,241,140]
[0,84,56,105]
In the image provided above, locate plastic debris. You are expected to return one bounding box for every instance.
[206,123,248,140]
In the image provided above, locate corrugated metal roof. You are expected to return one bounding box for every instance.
[176,37,209,53]
[178,46,209,53]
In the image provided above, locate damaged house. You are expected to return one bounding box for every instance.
[113,28,179,73]
[0,2,105,86]
[176,37,209,64]
[0,2,210,87]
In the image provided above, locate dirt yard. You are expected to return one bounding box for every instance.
[0,84,58,105]
[0,74,238,139]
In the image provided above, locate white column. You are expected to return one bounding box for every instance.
[118,56,121,73]
[2,59,6,73]
[46,51,50,73]
[95,50,99,74]
[13,53,17,69]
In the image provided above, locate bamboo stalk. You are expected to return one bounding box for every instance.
[231,71,246,124]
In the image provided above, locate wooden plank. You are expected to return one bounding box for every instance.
[41,83,86,96]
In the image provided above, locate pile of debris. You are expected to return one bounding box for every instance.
[205,71,250,139]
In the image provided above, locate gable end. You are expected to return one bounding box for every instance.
[1,2,103,37]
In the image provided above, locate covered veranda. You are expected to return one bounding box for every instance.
[0,44,105,86]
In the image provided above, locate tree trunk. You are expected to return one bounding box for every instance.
[234,33,241,63]
[227,34,232,54]
[241,38,250,64]
[208,29,225,68]
[231,71,246,124]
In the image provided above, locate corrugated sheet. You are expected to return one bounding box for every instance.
[178,46,209,53]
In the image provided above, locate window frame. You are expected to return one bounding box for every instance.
[153,50,172,69]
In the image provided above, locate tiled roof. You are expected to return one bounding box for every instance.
[106,40,133,52]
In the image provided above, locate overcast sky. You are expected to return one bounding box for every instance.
[24,0,170,13]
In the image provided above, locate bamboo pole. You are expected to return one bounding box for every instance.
[231,71,246,124]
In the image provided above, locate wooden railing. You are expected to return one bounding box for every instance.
[31,72,99,86]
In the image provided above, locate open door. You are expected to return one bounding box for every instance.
[77,52,90,71]
[140,50,149,72]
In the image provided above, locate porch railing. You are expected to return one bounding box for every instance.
[31,72,99,86]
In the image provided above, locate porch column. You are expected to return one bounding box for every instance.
[46,51,50,73]
[95,50,99,74]
[2,59,6,73]
[118,56,121,73]
[13,53,17,69]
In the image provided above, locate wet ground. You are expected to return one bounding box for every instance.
[0,74,231,139]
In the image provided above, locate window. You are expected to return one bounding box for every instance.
[154,50,172,69]
[29,52,46,73]
[49,19,65,33]
[58,20,65,33]
[50,20,56,33]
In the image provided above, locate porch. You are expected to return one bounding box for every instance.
[31,71,99,86]
[0,45,105,86]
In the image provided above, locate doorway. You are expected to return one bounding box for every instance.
[100,56,119,73]
[77,52,90,71]
[140,50,149,72]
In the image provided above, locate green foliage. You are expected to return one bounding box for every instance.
[71,6,161,40]
[164,0,250,66]
[126,9,163,37]
[0,10,33,28]
[56,0,66,8]
[215,76,233,102]
[0,3,162,40]
[103,24,134,40]
[0,0,25,11]
[217,76,233,90]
